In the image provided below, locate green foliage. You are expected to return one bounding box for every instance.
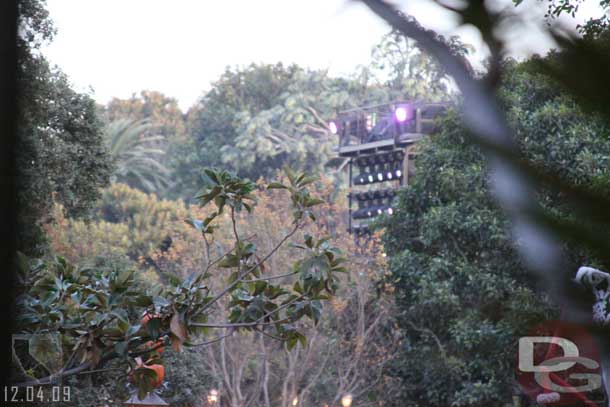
[537,0,610,38]
[176,41,457,193]
[102,90,186,141]
[65,347,212,407]
[366,30,465,101]
[380,59,610,405]
[216,70,354,179]
[45,183,189,264]
[16,168,346,401]
[16,0,111,255]
[100,90,188,198]
[160,348,214,406]
[104,118,170,193]
[194,168,257,214]
[184,63,301,177]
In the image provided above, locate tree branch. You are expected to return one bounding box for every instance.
[193,294,305,330]
[247,270,299,282]
[187,330,235,347]
[198,224,300,315]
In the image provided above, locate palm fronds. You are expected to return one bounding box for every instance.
[104,118,170,193]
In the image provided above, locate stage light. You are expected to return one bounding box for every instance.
[354,169,372,185]
[395,106,409,122]
[387,171,393,180]
[377,172,383,181]
[329,121,338,134]
[207,389,219,404]
[395,169,402,177]
[377,208,383,215]
[341,394,353,407]
[388,207,394,215]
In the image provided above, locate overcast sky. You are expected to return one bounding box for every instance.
[42,0,601,111]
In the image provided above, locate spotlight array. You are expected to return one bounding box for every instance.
[353,151,405,186]
[348,150,405,234]
[332,101,449,235]
[350,189,397,220]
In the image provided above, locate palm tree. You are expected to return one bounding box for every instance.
[104,118,170,193]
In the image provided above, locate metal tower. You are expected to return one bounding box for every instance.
[329,101,449,234]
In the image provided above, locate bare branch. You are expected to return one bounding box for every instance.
[187,330,235,347]
[405,320,447,360]
[247,270,299,282]
[305,106,331,129]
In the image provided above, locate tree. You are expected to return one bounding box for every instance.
[535,0,610,38]
[365,30,466,102]
[357,2,610,405]
[179,63,348,189]
[44,176,400,406]
[379,58,610,405]
[178,35,462,193]
[183,63,300,178]
[101,90,188,197]
[103,90,186,141]
[192,182,399,407]
[216,69,355,180]
[104,118,170,193]
[15,0,111,255]
[15,168,347,402]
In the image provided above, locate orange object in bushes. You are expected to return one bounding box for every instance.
[146,364,165,388]
[140,311,161,326]
[128,357,165,389]
[143,339,165,355]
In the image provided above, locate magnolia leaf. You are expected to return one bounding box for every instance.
[170,312,188,343]
[267,182,288,190]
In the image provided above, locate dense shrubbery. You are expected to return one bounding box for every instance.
[380,59,610,406]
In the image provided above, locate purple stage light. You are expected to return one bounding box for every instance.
[329,121,338,134]
[395,104,415,123]
[395,106,408,122]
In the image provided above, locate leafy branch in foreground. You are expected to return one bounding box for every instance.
[14,168,346,399]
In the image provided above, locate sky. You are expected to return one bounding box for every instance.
[42,0,602,111]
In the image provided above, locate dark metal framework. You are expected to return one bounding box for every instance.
[332,101,449,234]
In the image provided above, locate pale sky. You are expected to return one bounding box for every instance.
[42,0,602,111]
